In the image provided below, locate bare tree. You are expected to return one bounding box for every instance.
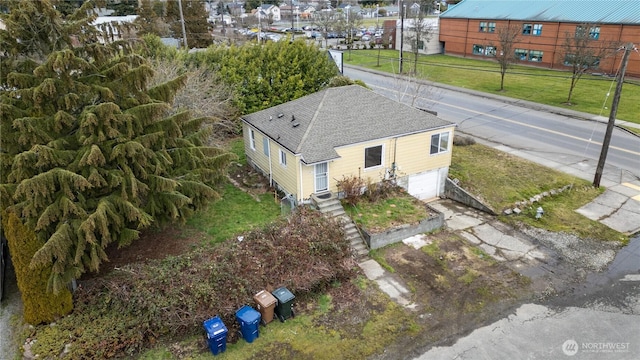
[492,23,520,91]
[312,10,337,48]
[405,1,434,75]
[559,23,618,104]
[336,9,362,60]
[149,58,240,143]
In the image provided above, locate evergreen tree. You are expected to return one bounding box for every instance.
[192,40,339,114]
[135,0,162,36]
[0,0,234,294]
[166,0,211,49]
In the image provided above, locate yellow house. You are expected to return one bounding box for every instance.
[241,85,456,205]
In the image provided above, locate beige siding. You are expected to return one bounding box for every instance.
[246,122,456,202]
[243,123,270,177]
[243,123,299,198]
[270,145,299,197]
[322,127,455,196]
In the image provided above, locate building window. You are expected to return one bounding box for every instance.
[532,23,542,36]
[479,21,495,33]
[479,21,487,32]
[364,145,383,169]
[515,48,528,61]
[249,129,256,150]
[564,54,600,67]
[528,50,543,62]
[430,132,450,155]
[279,149,287,166]
[472,44,484,55]
[473,44,495,56]
[589,26,600,40]
[522,23,532,35]
[488,22,495,33]
[262,137,269,156]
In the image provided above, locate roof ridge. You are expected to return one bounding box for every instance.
[295,87,330,154]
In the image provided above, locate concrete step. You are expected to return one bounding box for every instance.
[318,202,344,212]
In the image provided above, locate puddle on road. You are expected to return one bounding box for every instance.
[584,235,640,287]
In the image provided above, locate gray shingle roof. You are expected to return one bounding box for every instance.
[241,85,454,164]
[441,0,640,24]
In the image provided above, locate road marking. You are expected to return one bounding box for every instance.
[367,84,640,157]
[621,183,640,201]
[622,182,640,191]
[620,274,640,282]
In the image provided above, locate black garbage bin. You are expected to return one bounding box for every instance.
[272,287,295,322]
[203,316,228,355]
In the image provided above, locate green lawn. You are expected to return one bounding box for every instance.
[344,50,640,123]
[450,143,627,243]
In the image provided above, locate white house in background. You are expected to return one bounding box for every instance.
[92,15,137,43]
[255,4,281,22]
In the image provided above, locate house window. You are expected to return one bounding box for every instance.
[488,22,496,33]
[430,132,450,155]
[589,26,600,40]
[522,23,532,35]
[515,48,528,61]
[479,22,487,32]
[472,44,484,55]
[279,149,287,166]
[528,50,543,62]
[364,145,383,169]
[262,137,269,156]
[532,23,542,36]
[249,129,256,150]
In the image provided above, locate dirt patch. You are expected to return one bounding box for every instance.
[369,231,533,358]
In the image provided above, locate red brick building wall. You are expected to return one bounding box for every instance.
[439,18,640,78]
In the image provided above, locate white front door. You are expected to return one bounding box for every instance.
[314,162,328,193]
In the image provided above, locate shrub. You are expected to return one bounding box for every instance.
[337,175,366,206]
[453,135,476,146]
[364,179,400,203]
[27,208,356,358]
[2,211,73,324]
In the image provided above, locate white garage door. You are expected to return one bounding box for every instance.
[408,170,439,200]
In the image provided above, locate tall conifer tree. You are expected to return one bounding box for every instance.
[0,0,233,294]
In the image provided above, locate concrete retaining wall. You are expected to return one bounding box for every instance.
[444,178,496,215]
[361,205,444,249]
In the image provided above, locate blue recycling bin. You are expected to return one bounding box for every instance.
[203,316,228,355]
[235,305,261,343]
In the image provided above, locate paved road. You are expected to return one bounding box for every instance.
[344,66,640,184]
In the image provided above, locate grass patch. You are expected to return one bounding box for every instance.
[135,282,417,360]
[343,194,429,233]
[316,294,333,314]
[370,248,396,273]
[458,269,479,285]
[345,51,640,123]
[187,183,281,244]
[450,143,626,243]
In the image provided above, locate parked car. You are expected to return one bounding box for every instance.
[361,34,372,42]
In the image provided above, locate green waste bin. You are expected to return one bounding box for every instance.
[272,287,295,322]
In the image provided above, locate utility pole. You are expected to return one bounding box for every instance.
[399,0,405,73]
[593,43,633,187]
[177,0,188,49]
[291,0,295,40]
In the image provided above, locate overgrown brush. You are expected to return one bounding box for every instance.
[28,208,356,359]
